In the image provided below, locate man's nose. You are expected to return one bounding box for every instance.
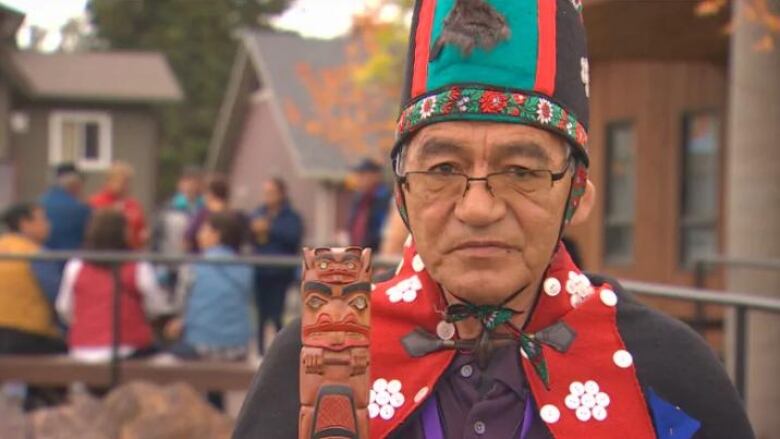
[453,179,507,227]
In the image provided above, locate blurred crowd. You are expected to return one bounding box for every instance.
[0,157,399,410]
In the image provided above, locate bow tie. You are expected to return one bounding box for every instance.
[401,321,576,389]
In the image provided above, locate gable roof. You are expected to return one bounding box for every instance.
[210,30,381,181]
[0,3,24,42]
[4,50,183,102]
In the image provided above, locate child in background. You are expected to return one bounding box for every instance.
[57,209,167,362]
[165,211,252,360]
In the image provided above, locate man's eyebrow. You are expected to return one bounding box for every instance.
[304,281,332,296]
[343,282,372,295]
[491,141,553,166]
[414,139,469,161]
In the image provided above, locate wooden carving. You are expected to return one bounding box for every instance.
[299,247,372,439]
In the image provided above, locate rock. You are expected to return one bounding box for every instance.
[19,381,234,439]
[0,396,27,439]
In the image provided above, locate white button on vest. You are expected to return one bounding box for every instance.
[460,364,474,378]
[600,289,618,307]
[540,404,561,424]
[474,421,486,435]
[543,277,561,296]
[613,349,633,368]
[576,406,592,422]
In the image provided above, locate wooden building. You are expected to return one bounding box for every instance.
[569,0,730,290]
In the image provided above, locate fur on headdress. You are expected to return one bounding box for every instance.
[430,0,511,60]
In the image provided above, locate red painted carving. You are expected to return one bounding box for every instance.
[299,247,372,439]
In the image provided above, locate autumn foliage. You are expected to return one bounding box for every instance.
[283,6,410,162]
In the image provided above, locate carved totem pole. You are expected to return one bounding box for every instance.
[299,247,372,439]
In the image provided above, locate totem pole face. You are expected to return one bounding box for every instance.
[301,247,372,351]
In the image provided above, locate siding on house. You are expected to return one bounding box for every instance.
[227,95,321,245]
[9,103,160,213]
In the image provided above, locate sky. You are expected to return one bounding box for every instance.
[0,0,367,51]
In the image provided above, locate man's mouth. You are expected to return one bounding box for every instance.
[449,240,516,257]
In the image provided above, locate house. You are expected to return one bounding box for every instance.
[0,4,182,214]
[572,0,730,288]
[208,30,375,246]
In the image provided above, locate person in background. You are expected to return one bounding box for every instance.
[165,211,252,409]
[38,163,92,303]
[345,158,391,251]
[151,166,204,302]
[169,166,204,216]
[90,162,148,250]
[250,178,303,355]
[0,203,67,410]
[185,174,230,253]
[40,163,91,253]
[0,203,64,352]
[56,210,167,362]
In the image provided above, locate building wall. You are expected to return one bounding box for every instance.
[228,95,326,247]
[567,60,728,319]
[9,103,160,214]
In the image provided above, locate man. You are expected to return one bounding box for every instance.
[345,158,391,251]
[250,178,303,354]
[40,163,91,253]
[234,1,753,438]
[90,161,148,249]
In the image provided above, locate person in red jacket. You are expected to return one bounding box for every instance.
[89,161,148,249]
[56,210,167,361]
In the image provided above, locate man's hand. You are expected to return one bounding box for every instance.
[302,346,324,374]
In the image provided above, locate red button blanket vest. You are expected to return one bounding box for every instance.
[369,240,657,438]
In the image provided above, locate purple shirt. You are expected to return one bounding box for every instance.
[391,343,553,438]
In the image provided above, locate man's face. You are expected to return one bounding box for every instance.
[21,208,50,244]
[402,121,572,304]
[107,174,130,196]
[178,176,201,200]
[355,170,380,193]
[262,181,283,207]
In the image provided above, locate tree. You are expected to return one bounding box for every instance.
[88,0,291,197]
[696,0,780,51]
[283,0,412,162]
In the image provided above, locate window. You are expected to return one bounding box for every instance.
[604,122,636,265]
[49,111,112,170]
[680,112,720,267]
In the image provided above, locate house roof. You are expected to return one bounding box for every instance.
[0,3,24,41]
[5,50,183,102]
[210,30,386,181]
[244,31,353,179]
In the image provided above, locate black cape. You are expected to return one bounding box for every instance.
[232,276,754,439]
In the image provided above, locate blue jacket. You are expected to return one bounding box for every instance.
[251,202,303,280]
[183,246,253,348]
[40,186,91,251]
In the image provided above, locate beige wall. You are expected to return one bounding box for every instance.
[228,96,324,246]
[9,103,160,214]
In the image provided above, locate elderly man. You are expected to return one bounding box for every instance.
[234,1,753,438]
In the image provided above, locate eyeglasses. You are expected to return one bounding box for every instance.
[398,157,573,203]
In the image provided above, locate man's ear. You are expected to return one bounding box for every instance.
[570,180,595,226]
